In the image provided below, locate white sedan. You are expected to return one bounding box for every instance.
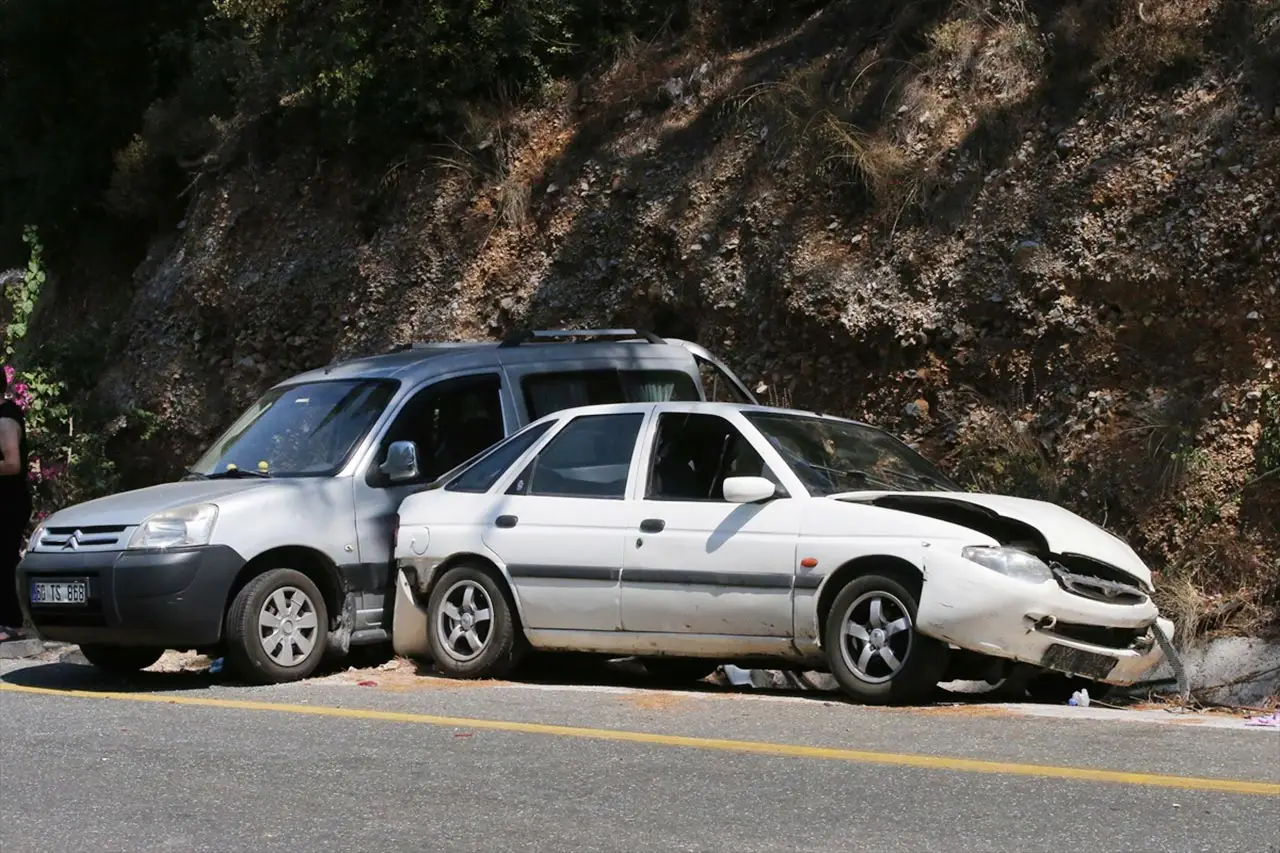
[390,401,1175,704]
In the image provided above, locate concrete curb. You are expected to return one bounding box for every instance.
[0,638,71,660]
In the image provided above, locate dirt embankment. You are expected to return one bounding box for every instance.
[59,0,1280,635]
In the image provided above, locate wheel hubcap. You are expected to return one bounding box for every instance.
[436,580,494,663]
[839,591,914,684]
[258,586,319,667]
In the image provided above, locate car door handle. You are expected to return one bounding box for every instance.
[639,518,665,533]
[495,515,518,529]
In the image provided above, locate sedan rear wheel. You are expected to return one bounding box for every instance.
[427,564,525,679]
[824,573,949,705]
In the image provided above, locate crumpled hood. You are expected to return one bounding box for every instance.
[40,479,276,529]
[832,490,1152,586]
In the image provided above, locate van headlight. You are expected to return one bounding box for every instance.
[961,545,1052,584]
[128,504,219,550]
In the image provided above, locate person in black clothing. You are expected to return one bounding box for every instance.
[0,367,31,641]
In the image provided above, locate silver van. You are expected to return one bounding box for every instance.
[17,329,755,683]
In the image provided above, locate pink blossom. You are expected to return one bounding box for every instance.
[10,380,31,411]
[2,364,13,385]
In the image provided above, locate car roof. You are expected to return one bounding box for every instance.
[528,399,881,431]
[276,338,697,387]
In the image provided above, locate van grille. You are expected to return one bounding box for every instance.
[37,525,130,553]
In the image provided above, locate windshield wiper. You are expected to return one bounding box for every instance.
[814,464,902,491]
[203,467,271,480]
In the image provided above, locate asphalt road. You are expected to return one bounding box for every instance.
[1,654,1277,853]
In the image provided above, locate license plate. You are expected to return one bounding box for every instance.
[30,581,88,605]
[1041,643,1117,680]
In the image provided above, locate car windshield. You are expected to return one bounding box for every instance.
[189,379,398,478]
[744,411,963,496]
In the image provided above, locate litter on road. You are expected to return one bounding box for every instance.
[1244,711,1280,729]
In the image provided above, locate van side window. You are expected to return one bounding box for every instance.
[694,355,754,404]
[522,369,698,420]
[371,373,505,486]
[446,421,554,494]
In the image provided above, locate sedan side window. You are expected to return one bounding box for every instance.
[507,413,643,500]
[647,412,779,501]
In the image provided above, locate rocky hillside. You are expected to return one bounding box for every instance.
[21,0,1280,636]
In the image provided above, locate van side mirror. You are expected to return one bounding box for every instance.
[380,441,420,482]
[723,476,778,504]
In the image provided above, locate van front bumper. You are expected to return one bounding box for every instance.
[17,545,246,649]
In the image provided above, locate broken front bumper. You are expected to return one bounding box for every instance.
[915,549,1173,685]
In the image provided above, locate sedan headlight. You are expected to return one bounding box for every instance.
[961,545,1052,584]
[127,504,219,550]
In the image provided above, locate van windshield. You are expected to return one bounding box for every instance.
[189,379,398,478]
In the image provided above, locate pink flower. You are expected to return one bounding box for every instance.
[2,364,13,386]
[11,380,31,411]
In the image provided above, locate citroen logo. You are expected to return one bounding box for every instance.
[63,530,82,551]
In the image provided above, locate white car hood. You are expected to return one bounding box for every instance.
[832,490,1152,586]
[40,479,275,529]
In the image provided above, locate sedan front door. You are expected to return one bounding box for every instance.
[621,411,801,637]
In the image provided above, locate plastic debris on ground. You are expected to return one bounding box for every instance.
[1244,711,1280,728]
[208,657,223,674]
[1068,688,1091,707]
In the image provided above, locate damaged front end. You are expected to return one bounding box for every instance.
[839,491,1178,687]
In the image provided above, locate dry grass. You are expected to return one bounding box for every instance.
[1094,0,1219,87]
[734,63,915,212]
[1156,531,1280,645]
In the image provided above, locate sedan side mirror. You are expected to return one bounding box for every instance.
[723,475,778,504]
[380,440,420,483]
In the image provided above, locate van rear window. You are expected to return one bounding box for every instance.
[522,369,698,420]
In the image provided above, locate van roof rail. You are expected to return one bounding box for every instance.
[383,341,484,354]
[498,328,665,348]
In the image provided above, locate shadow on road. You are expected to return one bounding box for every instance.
[5,646,1037,708]
[2,661,223,694]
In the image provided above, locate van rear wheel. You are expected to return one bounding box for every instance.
[225,568,329,684]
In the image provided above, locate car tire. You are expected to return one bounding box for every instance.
[641,657,719,684]
[225,568,329,685]
[78,644,165,674]
[427,564,524,679]
[824,573,949,705]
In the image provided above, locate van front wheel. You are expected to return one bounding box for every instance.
[225,568,329,684]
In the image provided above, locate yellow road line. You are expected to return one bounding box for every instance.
[3,681,1278,796]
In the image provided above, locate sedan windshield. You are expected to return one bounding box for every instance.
[189,379,397,478]
[744,411,962,496]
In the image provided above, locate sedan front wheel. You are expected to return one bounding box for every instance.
[824,573,949,705]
